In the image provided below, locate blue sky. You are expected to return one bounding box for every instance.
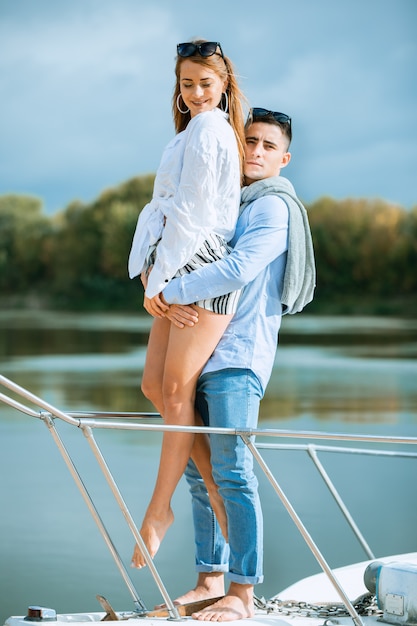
[1,0,416,213]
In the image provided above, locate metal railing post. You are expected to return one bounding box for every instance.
[243,434,365,626]
[307,444,375,559]
[42,414,147,615]
[81,425,182,621]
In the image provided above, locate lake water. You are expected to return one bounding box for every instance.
[1,311,417,624]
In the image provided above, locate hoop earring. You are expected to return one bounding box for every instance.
[220,91,229,113]
[176,94,189,114]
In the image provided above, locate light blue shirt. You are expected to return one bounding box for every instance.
[163,194,289,395]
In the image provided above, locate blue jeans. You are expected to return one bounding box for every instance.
[184,368,264,585]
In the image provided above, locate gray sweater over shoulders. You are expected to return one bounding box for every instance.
[240,176,316,314]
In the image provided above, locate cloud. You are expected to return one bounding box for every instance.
[0,3,175,188]
[0,0,416,211]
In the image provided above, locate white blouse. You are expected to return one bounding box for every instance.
[128,108,241,298]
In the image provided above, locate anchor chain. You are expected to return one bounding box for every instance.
[254,592,382,619]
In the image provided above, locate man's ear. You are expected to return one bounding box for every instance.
[280,152,291,169]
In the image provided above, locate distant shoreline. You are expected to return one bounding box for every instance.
[1,292,416,318]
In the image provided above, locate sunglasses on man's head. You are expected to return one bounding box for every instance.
[177,42,224,59]
[251,108,292,127]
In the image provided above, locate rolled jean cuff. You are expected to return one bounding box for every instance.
[196,564,229,574]
[227,572,264,585]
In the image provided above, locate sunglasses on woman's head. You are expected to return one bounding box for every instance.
[177,42,224,59]
[251,108,292,127]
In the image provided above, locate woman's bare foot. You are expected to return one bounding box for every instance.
[154,572,225,609]
[131,507,174,568]
[192,583,254,622]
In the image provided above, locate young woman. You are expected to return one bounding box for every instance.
[128,40,246,568]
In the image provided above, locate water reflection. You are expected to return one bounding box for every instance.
[1,311,416,427]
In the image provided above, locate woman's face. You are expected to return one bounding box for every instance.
[179,59,227,118]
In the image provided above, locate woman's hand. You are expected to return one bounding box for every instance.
[144,291,199,328]
[143,293,169,318]
[142,267,170,318]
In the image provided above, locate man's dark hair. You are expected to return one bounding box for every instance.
[245,109,292,148]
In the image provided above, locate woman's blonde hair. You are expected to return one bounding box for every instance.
[172,40,246,177]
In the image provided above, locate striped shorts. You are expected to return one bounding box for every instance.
[146,233,241,315]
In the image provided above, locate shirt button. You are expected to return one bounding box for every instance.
[164,279,169,283]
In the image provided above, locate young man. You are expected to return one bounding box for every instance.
[159,108,315,621]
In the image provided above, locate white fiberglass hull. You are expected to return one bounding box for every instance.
[5,553,417,626]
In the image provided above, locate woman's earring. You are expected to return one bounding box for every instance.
[176,94,189,114]
[220,91,229,113]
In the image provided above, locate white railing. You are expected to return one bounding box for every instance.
[1,374,417,626]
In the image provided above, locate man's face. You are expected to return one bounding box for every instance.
[244,122,291,185]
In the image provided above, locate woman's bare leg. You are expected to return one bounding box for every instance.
[134,317,227,563]
[140,317,170,413]
[131,309,232,568]
[191,418,228,542]
[143,332,228,541]
[131,317,170,568]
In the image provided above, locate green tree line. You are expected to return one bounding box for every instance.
[1,175,416,315]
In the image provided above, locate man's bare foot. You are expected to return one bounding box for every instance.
[154,572,225,609]
[192,583,254,622]
[131,507,174,568]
